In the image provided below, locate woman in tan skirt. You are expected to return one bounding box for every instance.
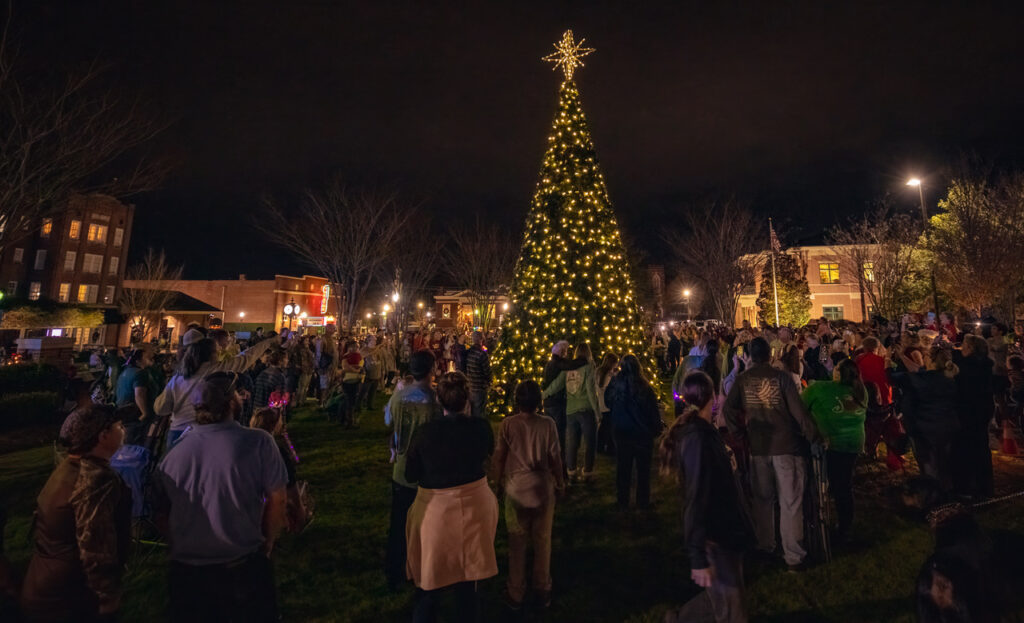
[405,371,497,622]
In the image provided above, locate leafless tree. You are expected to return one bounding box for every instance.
[0,18,166,254]
[663,200,764,324]
[827,201,926,321]
[928,173,1024,317]
[260,179,414,329]
[443,216,519,330]
[119,249,183,344]
[377,221,440,334]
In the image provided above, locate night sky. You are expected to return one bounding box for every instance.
[14,1,1024,278]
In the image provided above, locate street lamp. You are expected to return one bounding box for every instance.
[907,177,940,314]
[282,298,300,331]
[392,292,400,303]
[682,288,692,322]
[417,301,424,309]
[238,311,245,319]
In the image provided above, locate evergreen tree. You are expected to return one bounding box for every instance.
[756,252,812,327]
[492,33,649,412]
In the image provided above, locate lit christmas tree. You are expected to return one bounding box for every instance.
[492,31,651,412]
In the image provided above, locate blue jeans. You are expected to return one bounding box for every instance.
[565,409,596,473]
[469,391,486,420]
[166,427,191,450]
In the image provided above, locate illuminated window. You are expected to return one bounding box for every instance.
[108,256,119,275]
[113,228,124,247]
[862,262,875,283]
[822,305,844,321]
[58,283,70,302]
[41,218,52,237]
[87,224,108,243]
[13,248,23,263]
[818,263,840,284]
[64,251,77,271]
[29,282,41,300]
[69,220,81,239]
[34,249,46,270]
[77,284,98,303]
[82,253,103,273]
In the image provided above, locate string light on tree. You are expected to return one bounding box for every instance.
[492,30,653,414]
[542,30,594,80]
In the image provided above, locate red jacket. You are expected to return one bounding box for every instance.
[855,352,891,406]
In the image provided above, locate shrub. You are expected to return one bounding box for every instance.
[0,364,65,397]
[0,391,62,430]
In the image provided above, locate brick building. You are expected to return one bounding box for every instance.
[0,194,133,347]
[735,245,877,327]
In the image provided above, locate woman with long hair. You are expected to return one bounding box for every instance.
[595,352,619,455]
[155,328,279,448]
[491,381,565,611]
[659,371,754,623]
[405,371,497,622]
[605,354,664,510]
[543,342,600,481]
[801,359,866,543]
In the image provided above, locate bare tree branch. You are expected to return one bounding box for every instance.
[663,199,764,324]
[442,215,519,329]
[259,178,415,329]
[119,249,184,344]
[0,18,167,253]
[827,199,925,321]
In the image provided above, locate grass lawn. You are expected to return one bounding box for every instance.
[2,400,1024,622]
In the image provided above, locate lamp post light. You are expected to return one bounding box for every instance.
[239,311,245,319]
[907,178,940,315]
[282,298,300,331]
[683,288,692,322]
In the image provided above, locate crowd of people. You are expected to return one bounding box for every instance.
[7,309,1024,622]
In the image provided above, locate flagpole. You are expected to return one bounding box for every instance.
[770,218,780,327]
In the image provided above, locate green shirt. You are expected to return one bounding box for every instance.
[543,362,599,416]
[801,381,866,454]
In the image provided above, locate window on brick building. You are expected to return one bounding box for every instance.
[58,283,70,302]
[13,248,23,263]
[34,250,46,270]
[862,262,875,283]
[77,284,98,304]
[103,285,115,304]
[818,262,840,284]
[87,224,108,243]
[41,218,52,237]
[64,251,77,271]
[29,282,41,300]
[82,254,103,273]
[113,227,124,247]
[822,305,844,321]
[69,220,81,239]
[108,256,119,275]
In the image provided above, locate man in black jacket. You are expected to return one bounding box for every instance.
[953,335,994,500]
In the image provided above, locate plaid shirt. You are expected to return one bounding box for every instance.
[464,345,491,395]
[253,365,287,410]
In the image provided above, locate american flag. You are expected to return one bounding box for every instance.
[769,219,781,253]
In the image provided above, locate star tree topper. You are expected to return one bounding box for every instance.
[542,30,594,80]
